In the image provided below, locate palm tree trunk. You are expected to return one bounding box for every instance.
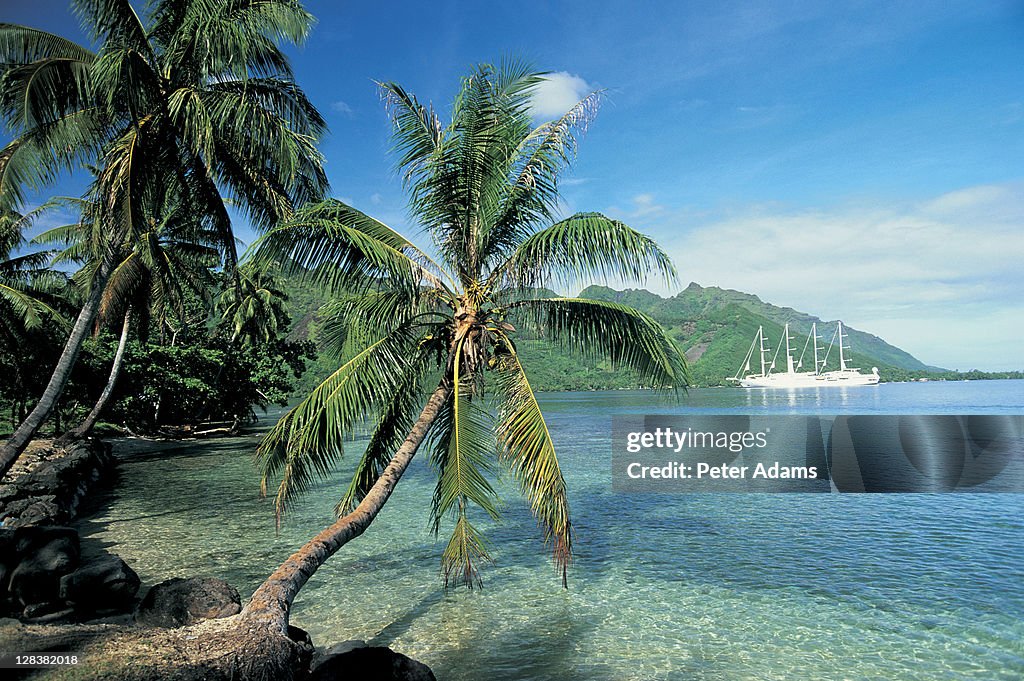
[240,383,452,635]
[66,307,132,439]
[0,260,111,477]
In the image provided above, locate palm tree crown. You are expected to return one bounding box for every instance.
[251,61,689,588]
[216,265,290,346]
[0,208,69,350]
[0,0,328,248]
[0,0,328,469]
[36,186,219,340]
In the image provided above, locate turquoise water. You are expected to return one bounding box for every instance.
[77,381,1024,680]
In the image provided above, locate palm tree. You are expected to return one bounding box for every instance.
[0,208,68,349]
[0,0,328,472]
[216,264,290,347]
[0,209,73,431]
[238,62,689,640]
[34,189,219,438]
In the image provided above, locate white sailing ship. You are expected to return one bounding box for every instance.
[730,321,879,388]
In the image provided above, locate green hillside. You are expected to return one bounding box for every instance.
[281,279,954,391]
[576,283,945,386]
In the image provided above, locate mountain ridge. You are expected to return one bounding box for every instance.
[282,278,951,392]
[575,281,943,384]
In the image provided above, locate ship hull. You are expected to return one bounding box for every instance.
[739,370,879,388]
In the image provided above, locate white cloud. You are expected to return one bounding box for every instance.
[630,193,665,219]
[561,177,589,187]
[330,100,353,116]
[529,72,594,119]
[662,182,1024,370]
[370,193,383,205]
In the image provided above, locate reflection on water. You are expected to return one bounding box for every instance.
[741,385,881,411]
[76,381,1024,680]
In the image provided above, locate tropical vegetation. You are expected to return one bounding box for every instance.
[0,0,328,474]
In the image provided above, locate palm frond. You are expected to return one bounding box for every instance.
[440,511,492,590]
[427,336,500,587]
[378,81,442,188]
[334,344,439,515]
[256,323,421,522]
[482,88,603,265]
[0,109,106,212]
[492,332,572,585]
[72,0,153,60]
[156,0,314,82]
[508,297,689,390]
[0,23,94,66]
[495,212,676,291]
[317,287,448,361]
[245,198,451,295]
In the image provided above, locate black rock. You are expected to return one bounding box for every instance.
[288,625,316,672]
[2,498,33,517]
[7,527,80,608]
[11,525,79,554]
[134,577,241,628]
[309,646,436,681]
[0,528,16,562]
[317,640,368,659]
[12,498,63,526]
[60,554,141,613]
[22,601,74,623]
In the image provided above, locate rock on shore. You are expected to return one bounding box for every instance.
[0,438,114,527]
[0,438,139,622]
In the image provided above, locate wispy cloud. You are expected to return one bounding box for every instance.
[629,193,665,219]
[561,177,590,187]
[602,193,667,224]
[530,72,594,119]
[661,182,1024,369]
[330,100,354,116]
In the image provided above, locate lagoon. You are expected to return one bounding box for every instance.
[76,380,1024,680]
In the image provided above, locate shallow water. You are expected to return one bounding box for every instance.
[77,381,1024,680]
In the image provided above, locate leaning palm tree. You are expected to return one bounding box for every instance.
[238,62,689,643]
[0,0,328,472]
[35,189,220,438]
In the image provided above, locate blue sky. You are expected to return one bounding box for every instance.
[3,1,1023,370]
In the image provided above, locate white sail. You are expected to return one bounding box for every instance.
[732,322,879,388]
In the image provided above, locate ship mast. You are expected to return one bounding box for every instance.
[784,323,795,374]
[758,325,769,377]
[812,322,821,375]
[838,321,848,371]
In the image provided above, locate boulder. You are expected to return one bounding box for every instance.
[0,484,19,501]
[288,625,316,673]
[11,497,63,526]
[0,527,16,563]
[2,497,33,517]
[309,646,436,681]
[7,527,80,608]
[135,577,241,628]
[22,601,74,622]
[60,554,141,614]
[317,640,368,659]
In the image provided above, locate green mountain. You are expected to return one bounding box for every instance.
[281,278,947,392]
[574,283,943,386]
